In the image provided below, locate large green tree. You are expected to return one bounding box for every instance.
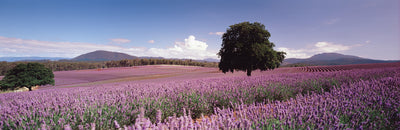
[218,22,286,76]
[1,63,54,91]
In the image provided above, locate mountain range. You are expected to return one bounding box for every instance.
[1,51,398,66]
[0,57,66,62]
[282,53,399,66]
[0,50,219,62]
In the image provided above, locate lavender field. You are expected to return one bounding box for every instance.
[1,63,400,129]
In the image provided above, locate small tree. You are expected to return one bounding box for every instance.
[218,22,286,76]
[1,63,54,91]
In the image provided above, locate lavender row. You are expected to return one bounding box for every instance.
[0,67,399,129]
[109,77,400,129]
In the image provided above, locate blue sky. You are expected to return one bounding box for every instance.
[0,0,398,60]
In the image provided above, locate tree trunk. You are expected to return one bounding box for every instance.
[28,86,32,91]
[246,69,252,76]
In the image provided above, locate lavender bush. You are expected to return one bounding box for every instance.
[0,65,399,129]
[120,76,400,129]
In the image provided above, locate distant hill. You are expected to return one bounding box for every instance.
[0,57,67,62]
[203,58,219,62]
[307,53,362,61]
[71,50,138,61]
[283,53,399,66]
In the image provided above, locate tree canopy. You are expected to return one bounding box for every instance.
[1,63,54,91]
[218,22,286,76]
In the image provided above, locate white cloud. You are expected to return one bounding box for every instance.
[183,35,208,51]
[208,32,224,36]
[109,38,131,44]
[313,42,350,52]
[1,48,17,53]
[0,35,218,60]
[278,41,360,59]
[277,47,309,59]
[148,40,155,44]
[146,35,217,60]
